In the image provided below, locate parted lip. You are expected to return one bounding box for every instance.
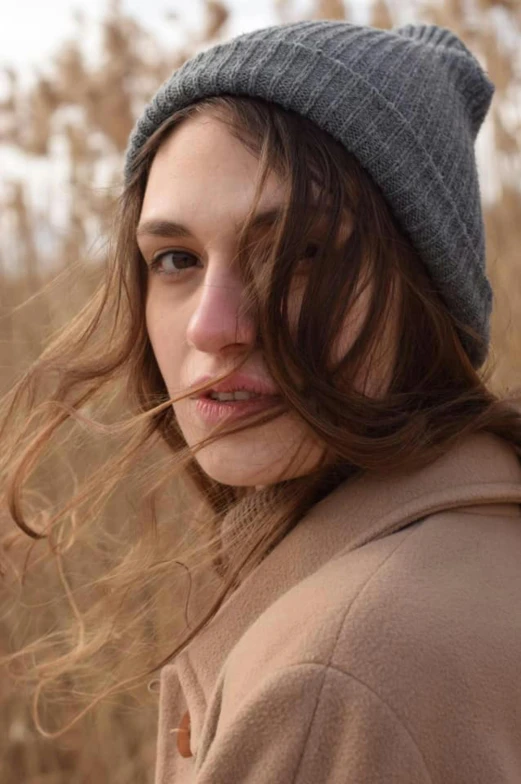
[189,372,280,399]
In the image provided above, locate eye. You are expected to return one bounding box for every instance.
[148,250,201,277]
[295,242,321,273]
[303,242,320,259]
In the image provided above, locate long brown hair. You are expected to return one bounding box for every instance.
[1,94,520,736]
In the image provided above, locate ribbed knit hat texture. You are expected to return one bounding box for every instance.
[125,20,495,368]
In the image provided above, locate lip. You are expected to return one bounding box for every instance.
[188,372,280,399]
[194,394,282,426]
[188,372,282,427]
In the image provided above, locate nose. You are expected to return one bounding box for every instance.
[185,263,257,354]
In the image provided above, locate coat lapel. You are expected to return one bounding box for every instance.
[158,432,521,762]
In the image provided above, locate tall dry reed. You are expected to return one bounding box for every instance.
[0,1,519,782]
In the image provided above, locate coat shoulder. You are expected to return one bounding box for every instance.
[223,505,521,740]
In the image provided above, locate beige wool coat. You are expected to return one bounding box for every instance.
[155,432,521,783]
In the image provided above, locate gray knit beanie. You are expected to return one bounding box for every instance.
[124,20,495,368]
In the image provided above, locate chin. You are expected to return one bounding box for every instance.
[191,434,324,488]
[176,405,326,487]
[193,446,284,487]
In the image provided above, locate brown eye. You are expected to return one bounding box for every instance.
[303,242,320,259]
[149,250,201,277]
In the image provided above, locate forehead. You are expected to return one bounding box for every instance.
[137,112,352,244]
[143,113,288,210]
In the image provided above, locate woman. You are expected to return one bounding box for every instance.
[2,18,521,783]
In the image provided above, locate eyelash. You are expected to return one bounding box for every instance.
[148,250,200,277]
[147,243,320,278]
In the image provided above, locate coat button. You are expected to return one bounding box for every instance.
[176,710,193,758]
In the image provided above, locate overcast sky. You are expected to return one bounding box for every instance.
[0,0,502,258]
[0,0,373,81]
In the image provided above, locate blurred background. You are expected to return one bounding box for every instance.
[0,0,520,782]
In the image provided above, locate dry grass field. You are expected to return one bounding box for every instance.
[0,0,519,781]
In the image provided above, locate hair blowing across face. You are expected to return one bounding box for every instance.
[1,95,521,736]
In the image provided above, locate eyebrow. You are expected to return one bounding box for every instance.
[136,207,287,240]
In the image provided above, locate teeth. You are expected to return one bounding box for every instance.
[209,390,260,402]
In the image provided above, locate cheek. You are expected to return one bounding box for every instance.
[331,280,398,397]
[145,296,185,389]
[145,298,162,363]
[326,281,373,367]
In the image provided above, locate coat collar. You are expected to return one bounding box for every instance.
[165,432,521,751]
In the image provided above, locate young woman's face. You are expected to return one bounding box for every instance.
[138,113,392,487]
